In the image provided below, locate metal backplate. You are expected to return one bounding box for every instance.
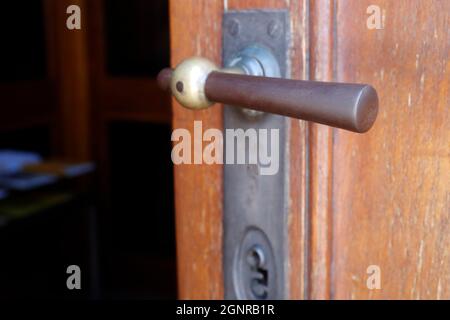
[223,10,289,299]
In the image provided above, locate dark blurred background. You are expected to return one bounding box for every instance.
[0,0,175,299]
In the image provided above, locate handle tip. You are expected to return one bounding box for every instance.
[355,85,379,133]
[157,68,173,91]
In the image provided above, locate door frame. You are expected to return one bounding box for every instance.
[170,0,333,299]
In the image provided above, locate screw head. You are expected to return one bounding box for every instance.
[227,18,240,37]
[267,20,281,38]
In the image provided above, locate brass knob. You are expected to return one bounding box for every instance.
[167,57,219,109]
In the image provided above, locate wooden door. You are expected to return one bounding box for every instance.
[169,0,449,299]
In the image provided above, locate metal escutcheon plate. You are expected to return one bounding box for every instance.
[223,9,290,300]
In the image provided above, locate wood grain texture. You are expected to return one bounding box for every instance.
[172,0,449,300]
[286,0,309,300]
[170,0,224,299]
[331,0,450,299]
[308,0,334,300]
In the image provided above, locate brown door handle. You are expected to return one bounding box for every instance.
[157,57,378,133]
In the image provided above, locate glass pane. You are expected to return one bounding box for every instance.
[104,0,170,77]
[0,1,47,82]
[108,121,175,256]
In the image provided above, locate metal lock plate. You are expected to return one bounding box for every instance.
[223,10,290,299]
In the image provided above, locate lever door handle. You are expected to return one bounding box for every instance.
[157,57,378,133]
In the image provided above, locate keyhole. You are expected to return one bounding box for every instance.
[246,245,268,299]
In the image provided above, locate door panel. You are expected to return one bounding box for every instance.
[170,0,449,299]
[332,0,449,299]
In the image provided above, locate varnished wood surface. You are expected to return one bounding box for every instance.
[172,0,449,300]
[170,0,224,299]
[285,0,309,301]
[308,0,334,300]
[331,0,449,299]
